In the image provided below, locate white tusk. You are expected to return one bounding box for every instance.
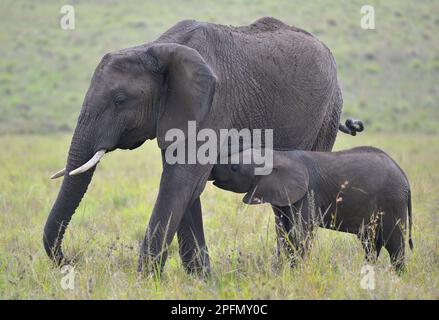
[69,150,106,176]
[50,168,66,179]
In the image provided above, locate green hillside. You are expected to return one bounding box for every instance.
[0,0,438,134]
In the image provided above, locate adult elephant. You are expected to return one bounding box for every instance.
[45,17,361,276]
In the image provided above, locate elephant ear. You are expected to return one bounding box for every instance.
[243,155,309,207]
[146,43,217,149]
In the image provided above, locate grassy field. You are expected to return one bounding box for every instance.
[0,0,438,299]
[0,133,438,299]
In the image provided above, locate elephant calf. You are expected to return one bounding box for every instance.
[210,146,413,272]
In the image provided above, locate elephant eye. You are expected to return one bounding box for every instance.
[231,164,239,172]
[113,93,127,106]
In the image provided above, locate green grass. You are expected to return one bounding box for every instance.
[0,0,438,134]
[0,0,438,299]
[0,133,438,299]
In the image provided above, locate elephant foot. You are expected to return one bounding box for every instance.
[46,248,73,268]
[273,255,302,271]
[53,256,72,268]
[181,249,211,279]
[137,259,164,279]
[137,246,167,278]
[137,252,211,279]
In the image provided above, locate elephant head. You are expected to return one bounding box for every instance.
[211,150,309,207]
[44,43,216,264]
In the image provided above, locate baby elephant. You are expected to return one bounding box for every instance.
[210,146,413,272]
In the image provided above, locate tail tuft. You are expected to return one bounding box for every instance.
[339,119,364,136]
[346,118,364,133]
[408,188,414,251]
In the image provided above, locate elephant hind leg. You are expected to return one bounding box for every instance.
[382,205,409,273]
[384,229,406,273]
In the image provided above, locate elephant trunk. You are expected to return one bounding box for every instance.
[43,121,96,264]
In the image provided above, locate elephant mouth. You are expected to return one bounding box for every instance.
[115,138,147,150]
[212,180,223,187]
[129,139,146,150]
[212,179,232,190]
[212,179,249,194]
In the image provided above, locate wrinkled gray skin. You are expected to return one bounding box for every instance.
[211,146,413,272]
[44,17,362,275]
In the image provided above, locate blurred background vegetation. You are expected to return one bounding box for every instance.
[0,0,438,134]
[0,0,438,299]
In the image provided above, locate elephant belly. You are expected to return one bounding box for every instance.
[316,195,377,235]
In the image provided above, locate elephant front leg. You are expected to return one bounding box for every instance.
[137,164,211,276]
[273,206,298,266]
[272,202,314,268]
[177,197,211,277]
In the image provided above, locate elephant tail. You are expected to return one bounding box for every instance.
[408,188,414,251]
[338,118,364,136]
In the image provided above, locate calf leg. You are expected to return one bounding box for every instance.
[273,206,294,260]
[272,201,314,268]
[385,229,406,273]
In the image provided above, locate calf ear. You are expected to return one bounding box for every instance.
[242,159,309,207]
[146,43,217,149]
